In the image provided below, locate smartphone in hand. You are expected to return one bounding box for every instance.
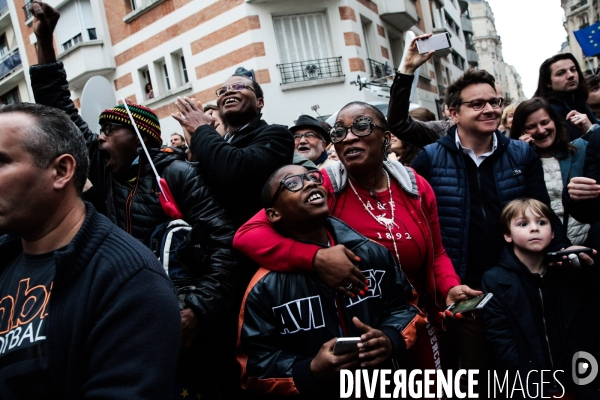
[332,337,361,355]
[416,33,451,54]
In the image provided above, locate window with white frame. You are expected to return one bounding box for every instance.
[131,0,157,11]
[180,55,188,84]
[169,50,189,88]
[161,60,171,91]
[273,13,333,64]
[0,35,8,57]
[55,0,96,53]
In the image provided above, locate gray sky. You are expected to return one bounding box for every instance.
[485,0,567,98]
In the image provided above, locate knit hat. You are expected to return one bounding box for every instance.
[99,103,162,148]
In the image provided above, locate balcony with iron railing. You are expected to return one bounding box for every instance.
[0,48,22,82]
[368,58,388,80]
[568,0,590,16]
[277,57,344,89]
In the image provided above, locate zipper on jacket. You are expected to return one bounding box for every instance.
[334,294,349,337]
[125,167,141,234]
[476,169,491,255]
[538,283,558,392]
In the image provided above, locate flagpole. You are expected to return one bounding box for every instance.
[587,58,595,74]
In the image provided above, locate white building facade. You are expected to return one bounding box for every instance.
[9,0,478,142]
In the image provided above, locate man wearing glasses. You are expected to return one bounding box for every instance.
[237,165,421,397]
[27,2,241,398]
[389,35,573,393]
[291,115,335,169]
[173,75,294,228]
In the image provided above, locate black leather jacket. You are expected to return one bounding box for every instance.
[237,217,425,398]
[29,62,241,335]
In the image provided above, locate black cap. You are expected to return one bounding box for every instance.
[290,115,330,144]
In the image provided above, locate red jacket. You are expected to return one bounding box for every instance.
[234,161,460,311]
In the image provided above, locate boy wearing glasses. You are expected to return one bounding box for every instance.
[237,165,423,398]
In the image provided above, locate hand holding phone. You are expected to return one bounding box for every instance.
[332,337,361,355]
[545,247,594,263]
[445,293,493,316]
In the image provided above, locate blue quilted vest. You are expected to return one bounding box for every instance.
[423,129,531,278]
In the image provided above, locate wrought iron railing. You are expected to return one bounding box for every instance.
[23,0,34,20]
[368,58,387,79]
[277,57,343,84]
[0,48,22,81]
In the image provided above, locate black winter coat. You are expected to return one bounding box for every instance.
[29,62,241,339]
[190,114,294,227]
[482,247,600,399]
[0,204,181,399]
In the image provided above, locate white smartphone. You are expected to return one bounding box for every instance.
[332,337,361,355]
[416,33,451,55]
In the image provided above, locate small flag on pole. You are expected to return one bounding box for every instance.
[574,22,600,57]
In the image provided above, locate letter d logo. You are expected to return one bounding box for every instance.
[572,351,598,386]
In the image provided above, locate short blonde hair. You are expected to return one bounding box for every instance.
[500,198,553,235]
[501,103,518,128]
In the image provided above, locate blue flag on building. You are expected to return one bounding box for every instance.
[574,22,600,57]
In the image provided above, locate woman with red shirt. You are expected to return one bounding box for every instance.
[234,101,479,374]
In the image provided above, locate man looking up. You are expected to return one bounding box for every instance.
[28,2,241,397]
[534,53,598,140]
[237,165,423,398]
[0,102,180,399]
[173,77,294,227]
[291,115,335,168]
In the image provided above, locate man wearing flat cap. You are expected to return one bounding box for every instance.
[292,115,336,169]
[27,1,242,397]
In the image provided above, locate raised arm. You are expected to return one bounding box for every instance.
[387,34,449,148]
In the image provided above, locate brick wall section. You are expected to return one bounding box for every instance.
[195,42,266,79]
[356,0,378,13]
[339,6,357,22]
[191,16,260,55]
[114,73,133,91]
[381,46,389,59]
[106,0,197,45]
[418,77,438,94]
[415,0,426,31]
[254,69,271,84]
[430,70,435,79]
[344,32,361,47]
[118,94,138,105]
[115,0,243,66]
[349,57,366,72]
[15,0,37,69]
[377,24,386,38]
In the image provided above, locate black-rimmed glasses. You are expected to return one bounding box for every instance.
[330,117,385,144]
[100,123,129,136]
[460,97,503,111]
[270,171,324,206]
[215,83,256,97]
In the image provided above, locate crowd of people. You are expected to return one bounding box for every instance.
[1,1,600,399]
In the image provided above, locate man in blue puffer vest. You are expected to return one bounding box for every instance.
[387,35,579,394]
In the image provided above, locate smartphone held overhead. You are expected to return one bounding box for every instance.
[416,33,452,55]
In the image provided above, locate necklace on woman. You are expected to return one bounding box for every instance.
[348,170,401,265]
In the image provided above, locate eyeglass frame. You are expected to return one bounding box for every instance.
[459,97,504,111]
[329,117,386,144]
[293,132,325,141]
[269,171,324,207]
[215,82,256,97]
[99,122,130,137]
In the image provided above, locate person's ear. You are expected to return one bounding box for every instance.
[449,107,460,124]
[503,233,513,243]
[257,97,264,111]
[51,154,77,191]
[266,207,281,223]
